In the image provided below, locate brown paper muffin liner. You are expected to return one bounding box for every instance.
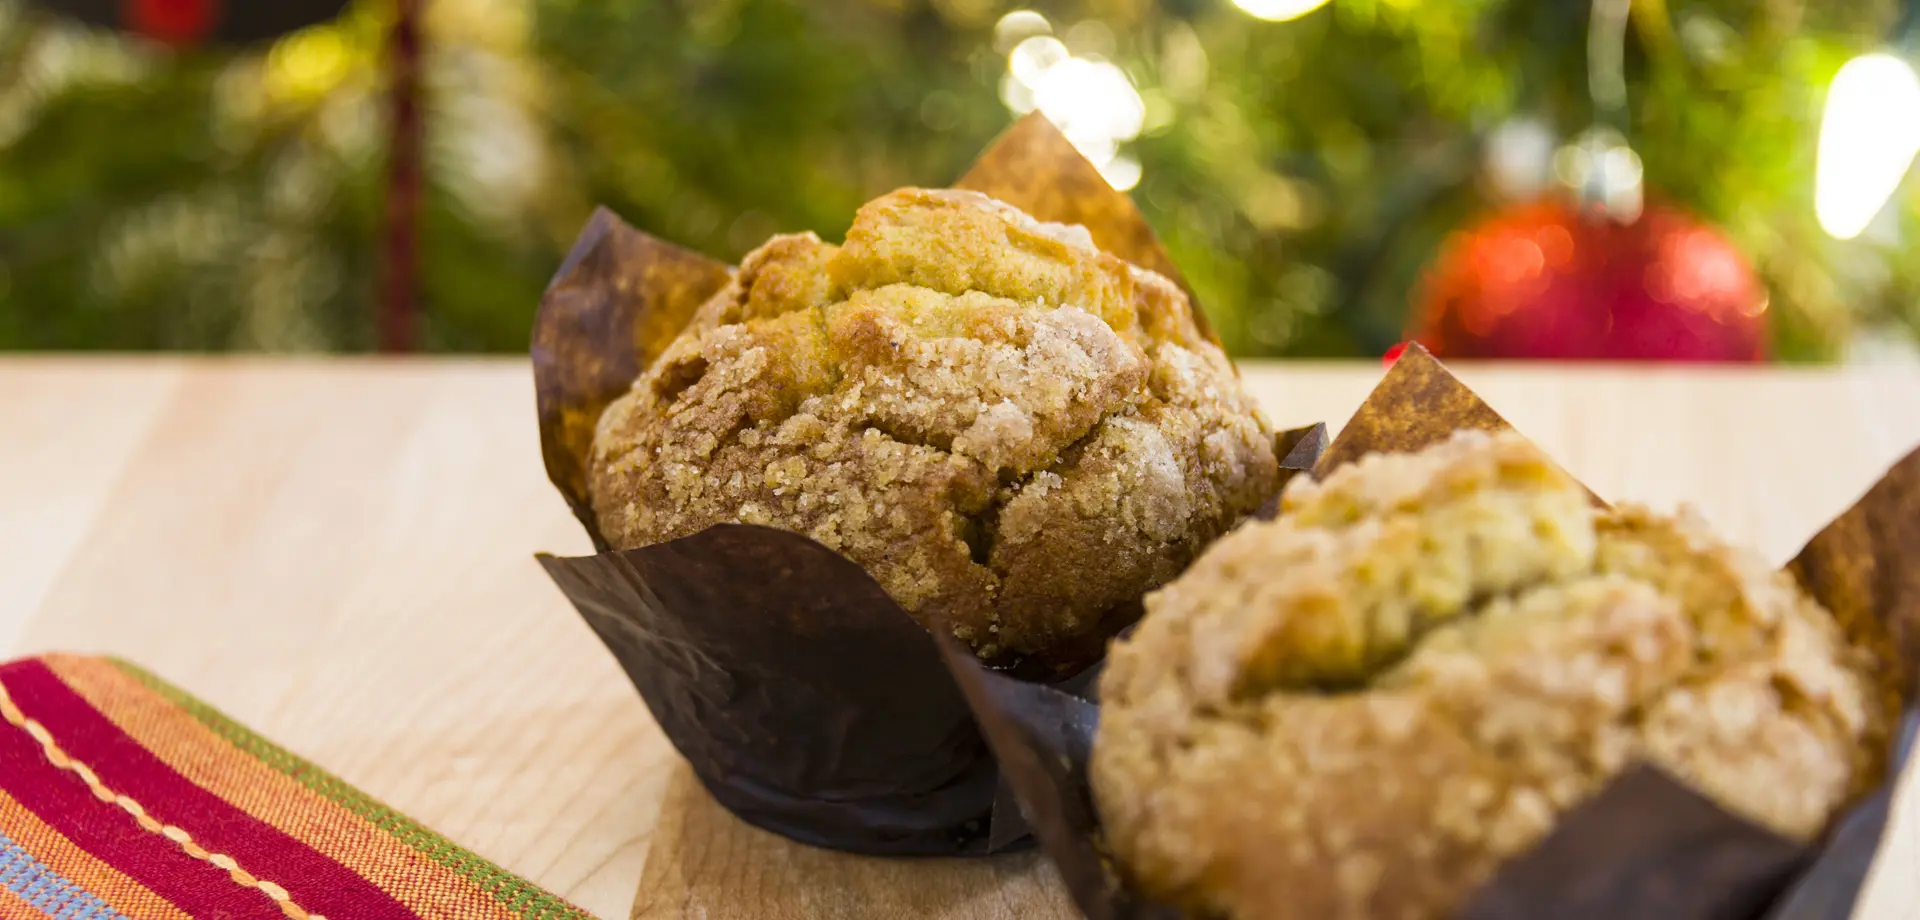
[944,342,1920,918]
[532,114,1312,856]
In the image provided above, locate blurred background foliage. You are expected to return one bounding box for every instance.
[0,0,1915,358]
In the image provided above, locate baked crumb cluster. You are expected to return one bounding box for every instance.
[1094,430,1890,920]
[587,188,1278,658]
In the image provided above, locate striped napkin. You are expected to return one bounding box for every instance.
[0,654,592,920]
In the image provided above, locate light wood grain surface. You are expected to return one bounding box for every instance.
[2,356,1917,920]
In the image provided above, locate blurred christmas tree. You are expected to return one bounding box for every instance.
[0,0,568,350]
[1,0,1915,359]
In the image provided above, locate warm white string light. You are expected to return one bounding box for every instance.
[1815,53,1920,240]
[994,11,1146,191]
[1229,0,1332,23]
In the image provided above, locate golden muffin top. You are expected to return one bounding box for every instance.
[1095,429,1890,920]
[588,188,1277,659]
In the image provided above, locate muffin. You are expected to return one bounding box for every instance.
[1093,430,1892,920]
[586,188,1279,659]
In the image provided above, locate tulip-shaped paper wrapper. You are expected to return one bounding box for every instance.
[943,342,1920,919]
[532,114,1316,856]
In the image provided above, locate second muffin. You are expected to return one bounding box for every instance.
[1094,430,1893,920]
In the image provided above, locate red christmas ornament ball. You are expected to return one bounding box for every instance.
[1410,199,1766,361]
[123,0,220,46]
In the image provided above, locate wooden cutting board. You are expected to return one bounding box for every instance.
[4,357,1919,920]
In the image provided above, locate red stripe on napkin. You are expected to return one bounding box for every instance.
[1,660,420,920]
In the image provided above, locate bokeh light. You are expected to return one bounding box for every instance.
[1009,35,1069,87]
[1098,154,1142,192]
[1552,128,1643,222]
[1484,118,1556,201]
[996,12,1145,191]
[1230,0,1333,24]
[992,10,1051,54]
[1815,53,1920,240]
[264,26,353,103]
